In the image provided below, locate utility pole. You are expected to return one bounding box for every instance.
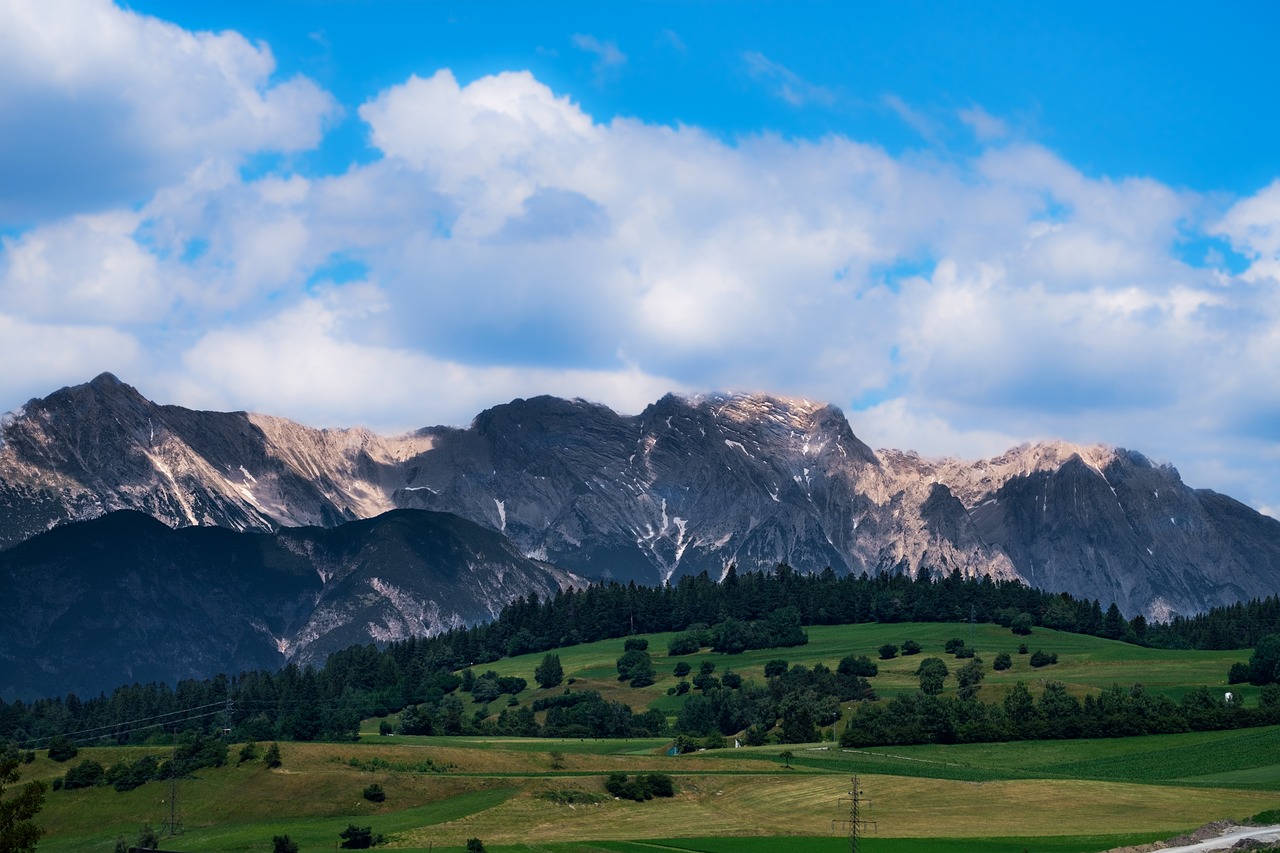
[163,729,183,837]
[832,775,875,853]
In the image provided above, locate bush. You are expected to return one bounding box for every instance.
[1011,613,1034,635]
[954,645,975,659]
[273,835,299,853]
[47,735,77,762]
[901,639,922,655]
[467,839,487,853]
[624,638,649,652]
[944,638,965,654]
[1030,650,1058,668]
[764,659,789,677]
[265,742,282,768]
[673,661,691,677]
[62,759,105,790]
[993,652,1012,671]
[1018,644,1029,654]
[605,772,676,801]
[1228,662,1252,685]
[667,633,703,656]
[837,655,878,678]
[363,782,386,803]
[339,823,379,849]
[878,643,898,660]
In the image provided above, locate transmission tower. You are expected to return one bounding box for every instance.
[162,729,183,837]
[832,775,875,853]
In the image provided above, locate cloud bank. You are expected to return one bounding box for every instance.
[1,2,1277,514]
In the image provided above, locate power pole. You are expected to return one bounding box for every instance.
[163,729,183,837]
[832,775,875,853]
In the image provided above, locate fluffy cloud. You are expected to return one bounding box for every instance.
[168,286,684,431]
[0,0,337,225]
[2,51,1278,510]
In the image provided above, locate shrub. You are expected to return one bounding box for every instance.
[624,638,649,652]
[878,643,898,660]
[339,823,376,849]
[954,645,975,659]
[673,662,691,677]
[764,659,789,677]
[62,759,105,790]
[901,639,922,655]
[1030,650,1058,668]
[1018,643,1029,654]
[605,772,676,801]
[944,638,965,654]
[837,655,878,678]
[467,839,487,853]
[47,735,77,762]
[273,835,299,853]
[265,742,282,768]
[993,652,1012,671]
[238,741,260,764]
[1228,662,1252,685]
[1011,613,1034,635]
[363,782,386,803]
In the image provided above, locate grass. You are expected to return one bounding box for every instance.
[24,727,1280,851]
[466,623,1253,720]
[21,624,1276,851]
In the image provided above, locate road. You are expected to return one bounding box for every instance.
[1153,824,1280,852]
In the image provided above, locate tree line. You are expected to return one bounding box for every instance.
[4,564,1279,750]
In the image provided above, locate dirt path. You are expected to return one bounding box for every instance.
[1117,824,1280,853]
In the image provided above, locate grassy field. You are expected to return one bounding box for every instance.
[22,726,1280,852]
[453,622,1254,727]
[19,625,1274,851]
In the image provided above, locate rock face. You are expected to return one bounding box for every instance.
[3,374,1279,626]
[0,507,576,700]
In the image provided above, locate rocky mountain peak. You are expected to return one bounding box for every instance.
[2,376,1277,620]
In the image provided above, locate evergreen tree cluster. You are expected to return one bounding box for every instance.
[842,681,1280,747]
[5,564,1279,751]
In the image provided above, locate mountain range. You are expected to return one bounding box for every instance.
[2,373,1279,698]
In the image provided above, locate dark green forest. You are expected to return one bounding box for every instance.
[5,565,1280,757]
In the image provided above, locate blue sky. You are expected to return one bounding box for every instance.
[1,0,1279,516]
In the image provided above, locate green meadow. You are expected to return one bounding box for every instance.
[19,623,1276,852]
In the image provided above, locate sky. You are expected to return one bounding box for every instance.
[1,0,1279,517]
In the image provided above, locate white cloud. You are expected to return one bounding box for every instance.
[743,51,836,107]
[1213,179,1280,282]
[0,211,169,324]
[571,33,627,78]
[170,288,684,431]
[2,56,1278,510]
[958,105,1009,141]
[0,0,337,225]
[0,313,143,409]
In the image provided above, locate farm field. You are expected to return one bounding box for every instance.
[22,727,1280,852]
[18,624,1275,851]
